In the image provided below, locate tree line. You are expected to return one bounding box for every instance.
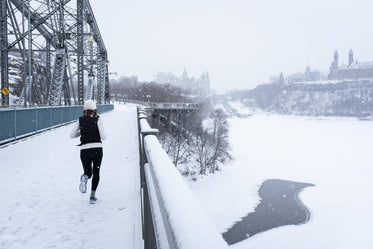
[113,77,231,179]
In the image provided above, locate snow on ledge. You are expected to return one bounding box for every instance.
[144,135,228,249]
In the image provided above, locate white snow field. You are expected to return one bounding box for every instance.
[0,104,142,249]
[190,114,373,249]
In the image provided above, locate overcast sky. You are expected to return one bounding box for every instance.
[90,0,373,93]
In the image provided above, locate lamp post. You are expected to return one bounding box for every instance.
[146,94,151,105]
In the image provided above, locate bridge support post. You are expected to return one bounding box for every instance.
[0,0,8,106]
[77,0,84,105]
[167,111,171,132]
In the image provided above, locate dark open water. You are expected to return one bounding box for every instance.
[222,179,314,245]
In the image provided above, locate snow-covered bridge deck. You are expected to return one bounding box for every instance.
[0,104,142,249]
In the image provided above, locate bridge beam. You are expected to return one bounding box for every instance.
[1,0,109,107]
[0,0,8,105]
[77,0,84,105]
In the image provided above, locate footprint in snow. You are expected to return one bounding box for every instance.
[118,207,127,211]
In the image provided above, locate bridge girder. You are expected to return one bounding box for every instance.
[0,0,109,107]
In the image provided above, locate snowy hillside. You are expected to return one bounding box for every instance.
[6,52,49,106]
[227,80,373,117]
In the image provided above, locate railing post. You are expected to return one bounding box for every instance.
[138,108,146,187]
[35,107,38,132]
[14,108,16,140]
[137,107,160,249]
[141,129,158,181]
[137,106,146,239]
[49,107,52,127]
[141,128,158,249]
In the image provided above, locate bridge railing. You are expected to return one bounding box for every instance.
[149,102,199,110]
[124,99,199,111]
[0,104,114,145]
[137,107,228,249]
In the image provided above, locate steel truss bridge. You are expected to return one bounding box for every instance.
[0,0,109,107]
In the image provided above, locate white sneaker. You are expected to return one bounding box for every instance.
[79,174,88,193]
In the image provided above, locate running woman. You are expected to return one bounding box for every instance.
[70,100,107,204]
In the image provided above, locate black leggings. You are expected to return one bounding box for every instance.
[80,148,103,191]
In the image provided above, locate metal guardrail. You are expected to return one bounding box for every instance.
[137,106,228,249]
[150,102,199,111]
[126,100,198,111]
[0,104,114,145]
[137,107,162,249]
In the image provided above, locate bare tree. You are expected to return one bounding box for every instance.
[139,84,232,177]
[158,129,190,167]
[194,129,213,174]
[208,108,231,173]
[191,108,231,174]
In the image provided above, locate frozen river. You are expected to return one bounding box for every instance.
[223,179,314,245]
[190,114,373,249]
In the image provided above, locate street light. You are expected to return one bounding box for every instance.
[87,35,94,42]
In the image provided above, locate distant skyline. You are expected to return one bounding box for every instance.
[91,0,373,93]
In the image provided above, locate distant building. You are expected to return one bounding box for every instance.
[155,69,210,95]
[287,66,325,83]
[328,50,373,80]
[269,72,286,84]
[270,66,326,84]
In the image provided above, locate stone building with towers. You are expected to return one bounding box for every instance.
[328,50,373,80]
[155,69,210,95]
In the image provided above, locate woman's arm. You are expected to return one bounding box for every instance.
[97,118,107,140]
[69,120,80,138]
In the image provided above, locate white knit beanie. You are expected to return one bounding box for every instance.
[84,100,97,110]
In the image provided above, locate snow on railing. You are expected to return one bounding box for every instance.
[137,107,228,249]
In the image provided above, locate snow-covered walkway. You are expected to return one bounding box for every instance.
[0,104,142,249]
